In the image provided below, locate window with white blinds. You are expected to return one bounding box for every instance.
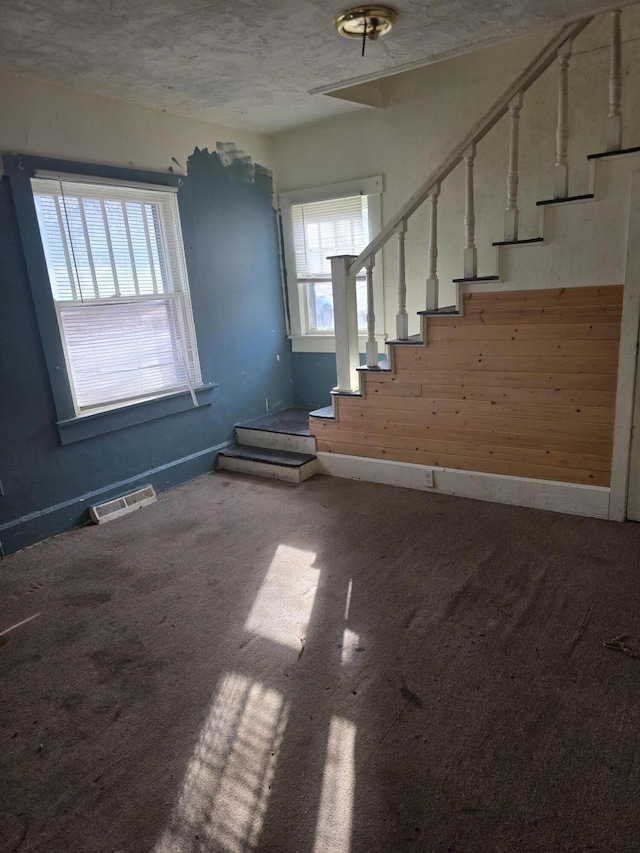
[290,194,369,333]
[291,195,368,279]
[31,177,202,415]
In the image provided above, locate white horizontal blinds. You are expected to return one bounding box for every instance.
[32,179,171,300]
[31,177,201,414]
[58,299,189,409]
[291,195,368,279]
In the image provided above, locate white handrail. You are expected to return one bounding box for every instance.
[348,17,592,277]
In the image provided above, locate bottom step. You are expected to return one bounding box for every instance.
[217,444,320,483]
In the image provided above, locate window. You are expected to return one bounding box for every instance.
[291,194,369,333]
[30,175,202,416]
[279,177,383,352]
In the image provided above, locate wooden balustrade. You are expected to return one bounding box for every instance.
[329,14,633,378]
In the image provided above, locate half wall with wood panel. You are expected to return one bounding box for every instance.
[311,286,622,488]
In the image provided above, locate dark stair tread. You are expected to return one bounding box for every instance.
[452,275,500,283]
[309,406,335,420]
[219,444,316,467]
[588,146,640,160]
[492,237,544,246]
[418,306,459,315]
[387,334,424,345]
[238,407,311,436]
[358,359,390,372]
[536,193,594,206]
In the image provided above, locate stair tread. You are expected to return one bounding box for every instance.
[536,193,594,206]
[387,334,424,345]
[309,406,335,420]
[452,275,500,283]
[418,306,459,315]
[358,359,390,372]
[237,407,311,436]
[492,237,544,246]
[588,146,640,160]
[219,444,316,467]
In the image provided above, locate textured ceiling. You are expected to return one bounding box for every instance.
[0,0,631,133]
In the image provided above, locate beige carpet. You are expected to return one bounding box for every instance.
[2,471,640,852]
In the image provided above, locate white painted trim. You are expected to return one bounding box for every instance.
[610,170,640,520]
[33,170,179,193]
[279,177,385,340]
[278,176,382,205]
[316,452,610,519]
[289,333,387,353]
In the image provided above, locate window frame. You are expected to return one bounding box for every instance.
[279,176,385,353]
[3,154,216,445]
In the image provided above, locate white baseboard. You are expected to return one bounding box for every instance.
[316,452,611,519]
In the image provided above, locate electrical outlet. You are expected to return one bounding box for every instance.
[424,469,434,489]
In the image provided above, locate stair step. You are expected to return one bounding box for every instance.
[235,425,315,454]
[492,237,544,246]
[536,193,594,206]
[309,405,335,420]
[358,358,390,372]
[418,306,459,316]
[238,407,311,436]
[452,275,500,283]
[387,334,424,345]
[588,146,640,160]
[217,444,319,483]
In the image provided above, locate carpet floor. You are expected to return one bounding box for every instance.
[2,471,640,853]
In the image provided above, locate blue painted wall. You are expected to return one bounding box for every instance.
[291,353,336,410]
[291,351,388,410]
[0,148,293,555]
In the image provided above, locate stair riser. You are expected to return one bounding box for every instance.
[235,426,316,454]
[218,456,320,482]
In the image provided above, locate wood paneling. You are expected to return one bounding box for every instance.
[312,286,623,487]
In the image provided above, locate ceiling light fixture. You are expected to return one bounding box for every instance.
[333,5,398,56]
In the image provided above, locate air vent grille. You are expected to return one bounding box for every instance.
[90,485,156,524]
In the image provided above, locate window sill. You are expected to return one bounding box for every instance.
[56,384,218,445]
[289,334,387,354]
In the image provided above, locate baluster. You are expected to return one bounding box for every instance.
[426,184,440,311]
[463,143,477,278]
[396,222,408,340]
[555,40,571,199]
[504,93,523,241]
[365,256,378,367]
[607,9,623,152]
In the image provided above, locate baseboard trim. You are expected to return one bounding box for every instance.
[0,441,233,555]
[316,452,610,519]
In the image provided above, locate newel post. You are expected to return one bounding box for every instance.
[330,254,360,393]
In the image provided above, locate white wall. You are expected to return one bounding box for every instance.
[272,7,640,337]
[0,70,273,174]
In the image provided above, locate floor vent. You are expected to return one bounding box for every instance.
[89,485,157,524]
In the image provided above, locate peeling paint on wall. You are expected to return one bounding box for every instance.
[184,143,274,195]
